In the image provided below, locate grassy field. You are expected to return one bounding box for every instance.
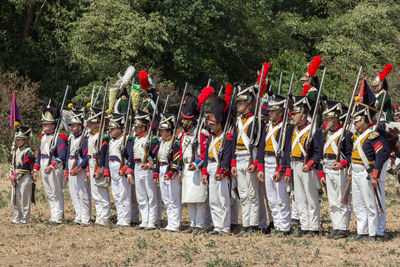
[1,164,400,266]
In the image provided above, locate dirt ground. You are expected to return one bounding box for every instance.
[1,164,400,266]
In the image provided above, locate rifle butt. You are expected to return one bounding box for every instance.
[340,180,351,204]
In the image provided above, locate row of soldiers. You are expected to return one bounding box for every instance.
[9,59,396,240]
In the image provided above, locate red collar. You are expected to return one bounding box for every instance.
[359,123,376,134]
[242,113,254,119]
[137,131,147,138]
[273,118,283,125]
[214,130,223,137]
[297,121,310,130]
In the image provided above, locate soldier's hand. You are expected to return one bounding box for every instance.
[320,177,326,187]
[163,175,170,181]
[178,172,182,182]
[86,172,90,180]
[201,175,208,185]
[188,163,196,171]
[273,171,281,183]
[257,171,265,182]
[231,166,238,178]
[127,176,134,184]
[215,174,222,181]
[247,165,256,173]
[332,162,343,171]
[64,174,69,182]
[302,165,311,173]
[44,166,52,174]
[118,169,126,177]
[32,172,38,182]
[347,175,352,182]
[371,178,378,189]
[141,164,149,170]
[284,175,291,184]
[9,175,16,185]
[104,176,110,183]
[153,176,159,184]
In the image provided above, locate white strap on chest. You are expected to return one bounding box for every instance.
[209,134,223,160]
[237,116,254,150]
[323,128,342,155]
[291,124,311,156]
[353,129,372,168]
[265,122,282,153]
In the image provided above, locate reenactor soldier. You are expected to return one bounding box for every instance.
[280,96,322,236]
[85,107,111,226]
[371,64,394,121]
[202,93,233,235]
[319,100,352,239]
[257,94,291,235]
[9,126,35,224]
[33,98,68,224]
[104,113,132,227]
[152,114,182,232]
[179,87,213,234]
[351,102,390,240]
[64,105,91,226]
[126,110,159,230]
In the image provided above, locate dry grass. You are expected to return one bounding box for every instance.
[1,164,400,266]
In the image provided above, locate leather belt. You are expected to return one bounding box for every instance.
[69,156,76,160]
[208,157,217,163]
[266,151,276,157]
[134,159,142,164]
[109,155,121,162]
[323,154,336,160]
[292,156,304,161]
[159,162,169,166]
[40,154,50,158]
[183,158,191,164]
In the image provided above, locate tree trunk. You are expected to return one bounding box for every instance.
[22,5,35,40]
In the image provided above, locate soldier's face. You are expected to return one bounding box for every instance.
[110,128,123,138]
[292,112,302,126]
[323,117,338,131]
[236,100,247,114]
[42,123,55,134]
[269,110,282,123]
[134,126,146,136]
[353,120,364,131]
[69,124,83,136]
[180,118,193,130]
[373,85,380,94]
[208,121,221,135]
[88,122,100,131]
[160,129,171,140]
[16,138,25,148]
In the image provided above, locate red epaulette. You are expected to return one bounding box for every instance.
[39,133,45,140]
[59,133,68,142]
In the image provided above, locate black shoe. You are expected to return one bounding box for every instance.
[230,224,240,234]
[210,230,220,235]
[135,225,146,231]
[294,230,307,237]
[262,226,271,235]
[192,227,201,235]
[281,230,291,236]
[306,230,319,237]
[333,230,347,240]
[328,229,337,239]
[182,227,194,234]
[130,221,140,227]
[291,219,300,227]
[237,227,249,236]
[368,236,377,242]
[354,234,368,241]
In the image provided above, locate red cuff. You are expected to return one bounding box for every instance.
[120,165,128,173]
[318,171,324,179]
[285,168,292,176]
[217,168,223,175]
[64,170,69,176]
[86,166,90,173]
[50,161,57,168]
[95,167,102,174]
[72,167,78,173]
[202,168,208,176]
[252,160,259,167]
[231,159,237,167]
[126,168,134,176]
[104,169,110,177]
[257,164,264,172]
[166,171,173,178]
[340,160,347,168]
[306,160,315,168]
[148,161,153,166]
[153,173,159,179]
[277,165,283,174]
[372,169,379,179]
[33,164,40,171]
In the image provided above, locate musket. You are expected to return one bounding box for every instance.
[191,79,211,164]
[120,87,134,170]
[90,86,95,105]
[47,85,69,167]
[277,72,283,95]
[248,65,265,167]
[303,67,326,165]
[94,82,109,170]
[142,96,160,164]
[215,85,237,175]
[218,85,223,96]
[332,91,337,100]
[71,86,103,171]
[275,74,294,167]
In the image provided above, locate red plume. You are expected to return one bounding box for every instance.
[257,62,270,97]
[223,83,233,112]
[307,56,322,77]
[197,86,214,110]
[379,64,392,81]
[139,70,149,90]
[302,84,311,96]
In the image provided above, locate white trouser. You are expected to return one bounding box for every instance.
[134,162,157,228]
[40,159,64,222]
[236,152,259,227]
[264,156,291,231]
[68,159,91,224]
[159,165,182,231]
[11,174,32,223]
[230,178,239,225]
[131,183,139,224]
[323,159,350,231]
[291,197,300,220]
[258,181,267,228]
[109,160,131,226]
[377,160,388,236]
[352,163,379,236]
[89,158,110,224]
[187,202,206,228]
[292,161,320,231]
[207,162,230,233]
